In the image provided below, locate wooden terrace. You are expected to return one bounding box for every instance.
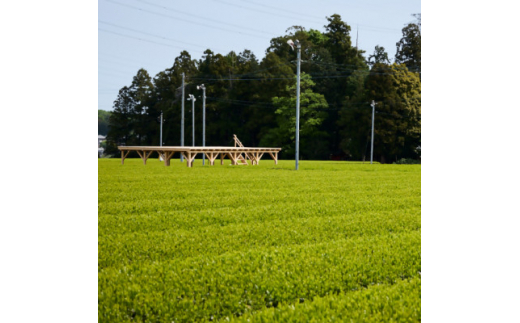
[118,146,281,167]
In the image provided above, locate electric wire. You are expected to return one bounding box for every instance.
[134,0,276,37]
[99,28,206,52]
[105,0,271,40]
[99,20,225,52]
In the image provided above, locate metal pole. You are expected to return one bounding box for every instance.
[181,73,185,162]
[192,97,195,147]
[295,41,301,170]
[160,111,163,147]
[371,100,375,164]
[198,84,206,165]
[202,86,206,165]
[187,94,196,150]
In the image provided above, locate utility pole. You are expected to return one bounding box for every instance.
[356,27,360,60]
[371,100,376,164]
[197,84,206,165]
[295,40,301,170]
[181,73,185,162]
[187,94,196,147]
[160,111,163,147]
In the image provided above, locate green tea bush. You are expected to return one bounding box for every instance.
[99,159,421,322]
[394,158,421,164]
[231,277,421,322]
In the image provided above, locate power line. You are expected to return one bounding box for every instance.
[105,0,270,40]
[218,0,401,33]
[98,65,134,75]
[240,0,325,22]
[99,57,148,68]
[189,72,410,81]
[135,0,276,37]
[99,20,225,52]
[212,0,323,25]
[99,52,167,68]
[99,28,205,52]
[307,60,421,73]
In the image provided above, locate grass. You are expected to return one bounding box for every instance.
[98,158,421,322]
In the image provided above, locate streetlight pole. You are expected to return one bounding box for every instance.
[371,100,376,164]
[160,111,163,147]
[187,94,196,147]
[197,84,206,165]
[181,72,185,162]
[295,40,301,170]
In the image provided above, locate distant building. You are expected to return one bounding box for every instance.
[98,135,106,148]
[98,135,106,158]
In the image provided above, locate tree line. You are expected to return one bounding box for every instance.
[105,14,420,163]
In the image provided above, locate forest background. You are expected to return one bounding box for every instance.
[99,14,421,163]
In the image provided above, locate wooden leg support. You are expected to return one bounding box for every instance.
[268,152,278,165]
[228,152,240,165]
[181,152,197,167]
[136,150,153,165]
[163,151,174,166]
[121,150,130,165]
[251,152,264,165]
[206,152,218,166]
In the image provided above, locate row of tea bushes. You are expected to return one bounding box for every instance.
[231,277,421,322]
[99,231,420,322]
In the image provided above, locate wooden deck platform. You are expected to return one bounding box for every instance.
[118,146,281,167]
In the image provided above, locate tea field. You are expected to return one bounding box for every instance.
[98,158,421,322]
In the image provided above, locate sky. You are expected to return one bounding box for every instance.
[98,0,421,111]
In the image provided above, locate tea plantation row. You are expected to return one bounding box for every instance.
[98,158,421,322]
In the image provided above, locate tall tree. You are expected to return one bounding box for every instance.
[152,51,198,146]
[261,73,328,159]
[98,110,111,136]
[321,14,368,156]
[368,45,390,66]
[395,18,421,73]
[366,63,421,162]
[337,69,371,160]
[130,69,155,145]
[107,86,135,155]
[107,69,154,147]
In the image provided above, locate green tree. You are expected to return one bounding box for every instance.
[107,68,154,148]
[368,45,390,66]
[106,86,134,156]
[395,19,421,73]
[130,68,155,145]
[152,51,198,146]
[321,14,368,155]
[337,69,371,160]
[366,63,421,162]
[98,110,111,135]
[261,73,329,159]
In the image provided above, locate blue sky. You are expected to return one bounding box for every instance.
[99,0,421,111]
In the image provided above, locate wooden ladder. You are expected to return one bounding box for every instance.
[233,134,251,165]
